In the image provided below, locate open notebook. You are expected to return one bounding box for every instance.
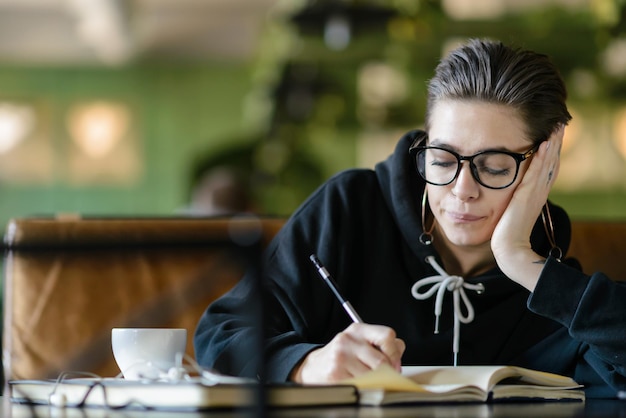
[346,364,585,405]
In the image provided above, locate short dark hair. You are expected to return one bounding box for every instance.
[425,38,572,145]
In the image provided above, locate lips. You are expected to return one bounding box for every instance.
[446,211,484,222]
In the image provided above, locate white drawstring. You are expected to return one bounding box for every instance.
[411,255,485,366]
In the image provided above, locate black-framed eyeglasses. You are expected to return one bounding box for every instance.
[409,143,538,190]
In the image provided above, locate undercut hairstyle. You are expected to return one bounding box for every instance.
[425,38,572,145]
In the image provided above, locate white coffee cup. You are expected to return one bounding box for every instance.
[111,328,187,380]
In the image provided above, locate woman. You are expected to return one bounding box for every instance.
[194,39,626,397]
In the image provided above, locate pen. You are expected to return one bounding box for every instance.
[309,254,363,323]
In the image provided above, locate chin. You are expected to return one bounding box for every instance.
[440,225,491,248]
[451,237,489,248]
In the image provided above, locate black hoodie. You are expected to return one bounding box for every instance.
[195,130,626,398]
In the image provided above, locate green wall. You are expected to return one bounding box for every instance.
[550,192,626,221]
[0,63,256,227]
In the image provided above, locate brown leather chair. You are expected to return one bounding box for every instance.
[2,216,285,383]
[568,220,626,281]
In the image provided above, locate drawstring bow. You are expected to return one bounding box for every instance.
[411,255,484,366]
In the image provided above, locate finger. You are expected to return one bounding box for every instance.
[547,156,560,187]
[524,139,557,191]
[544,133,563,187]
[376,337,405,371]
[316,332,374,381]
[346,323,404,369]
[392,338,406,370]
[550,129,563,178]
[328,330,390,378]
[348,340,395,373]
[353,340,405,372]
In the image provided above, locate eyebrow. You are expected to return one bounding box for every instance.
[429,139,523,154]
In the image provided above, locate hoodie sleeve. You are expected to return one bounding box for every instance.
[193,168,382,382]
[528,257,626,393]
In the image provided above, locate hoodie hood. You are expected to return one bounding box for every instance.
[374,129,572,264]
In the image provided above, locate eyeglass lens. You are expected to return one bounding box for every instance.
[417,148,520,189]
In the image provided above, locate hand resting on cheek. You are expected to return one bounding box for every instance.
[491,127,565,291]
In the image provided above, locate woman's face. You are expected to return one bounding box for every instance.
[426,100,534,249]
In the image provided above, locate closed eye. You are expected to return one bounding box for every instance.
[431,160,456,168]
[477,166,510,176]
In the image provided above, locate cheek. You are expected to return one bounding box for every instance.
[489,189,516,222]
[425,185,443,211]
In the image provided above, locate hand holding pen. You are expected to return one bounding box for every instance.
[288,254,405,384]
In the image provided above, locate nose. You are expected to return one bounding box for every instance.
[451,162,480,200]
